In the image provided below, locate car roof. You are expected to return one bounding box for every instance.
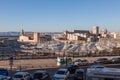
[74,59,82,61]
[15,72,28,75]
[0,68,8,70]
[75,69,84,72]
[34,70,47,73]
[65,64,73,68]
[58,68,68,71]
[90,65,105,68]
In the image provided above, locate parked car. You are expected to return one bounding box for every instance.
[32,70,51,80]
[64,64,79,74]
[0,75,11,80]
[13,72,32,80]
[0,68,9,76]
[89,64,105,69]
[94,58,111,64]
[0,68,11,80]
[110,57,120,64]
[81,59,89,66]
[74,69,85,80]
[74,59,89,66]
[53,68,70,80]
[73,59,82,66]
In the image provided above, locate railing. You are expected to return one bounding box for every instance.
[0,52,120,60]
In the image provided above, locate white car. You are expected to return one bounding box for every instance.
[87,65,105,76]
[89,65,105,68]
[73,59,82,66]
[0,75,10,80]
[53,68,70,80]
[13,72,32,80]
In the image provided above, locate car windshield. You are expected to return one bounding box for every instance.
[96,67,104,68]
[82,60,87,62]
[76,59,82,62]
[56,71,65,74]
[98,58,107,60]
[14,75,23,78]
[33,73,43,79]
[76,71,83,74]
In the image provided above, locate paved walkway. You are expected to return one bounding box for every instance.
[0,56,119,70]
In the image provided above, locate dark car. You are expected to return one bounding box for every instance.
[81,59,89,66]
[74,69,85,80]
[94,58,111,64]
[110,57,120,64]
[0,68,9,76]
[73,59,83,66]
[32,70,51,80]
[64,64,79,74]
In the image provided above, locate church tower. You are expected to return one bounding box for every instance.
[20,29,24,35]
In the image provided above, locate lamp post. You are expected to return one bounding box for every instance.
[65,41,68,66]
[65,51,68,66]
[72,51,74,64]
[9,56,13,78]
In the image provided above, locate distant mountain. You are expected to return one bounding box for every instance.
[0,32,20,36]
[0,31,62,36]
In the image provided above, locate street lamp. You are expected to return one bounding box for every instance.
[9,56,13,78]
[72,51,74,64]
[65,51,68,66]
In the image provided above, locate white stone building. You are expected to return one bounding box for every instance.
[65,30,90,41]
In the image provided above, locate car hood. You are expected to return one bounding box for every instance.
[54,74,65,78]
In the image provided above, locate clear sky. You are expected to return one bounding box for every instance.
[0,0,120,32]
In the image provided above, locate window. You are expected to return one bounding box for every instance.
[104,78,113,80]
[14,75,23,78]
[56,71,65,74]
[33,73,43,79]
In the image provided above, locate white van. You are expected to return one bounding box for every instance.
[86,67,120,80]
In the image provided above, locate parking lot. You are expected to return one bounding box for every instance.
[9,64,120,80]
[1,56,120,80]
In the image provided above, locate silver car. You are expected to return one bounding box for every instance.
[53,68,70,80]
[13,72,32,80]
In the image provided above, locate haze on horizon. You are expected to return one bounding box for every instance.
[0,0,120,32]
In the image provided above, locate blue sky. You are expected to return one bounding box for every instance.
[0,0,120,32]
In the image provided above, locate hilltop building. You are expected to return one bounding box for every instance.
[61,26,101,42]
[18,29,52,43]
[67,30,90,41]
[62,30,92,42]
[92,26,99,34]
[110,32,120,39]
[100,28,109,38]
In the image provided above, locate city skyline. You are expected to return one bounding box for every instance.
[0,0,120,32]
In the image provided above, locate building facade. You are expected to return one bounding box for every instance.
[92,26,99,34]
[65,30,90,41]
[18,32,39,43]
[18,29,52,43]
